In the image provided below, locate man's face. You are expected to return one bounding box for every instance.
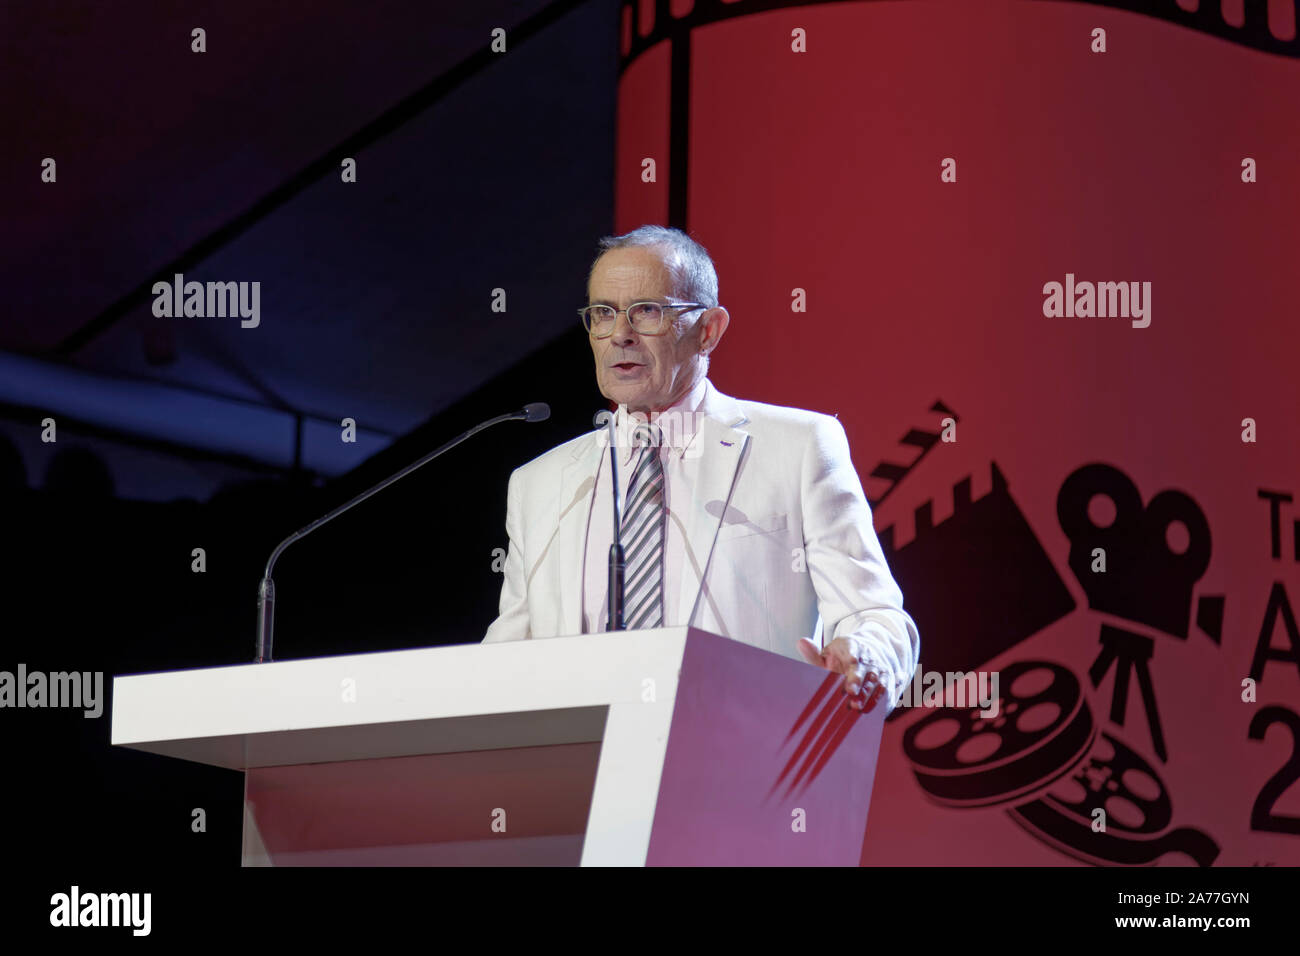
[587,246,709,414]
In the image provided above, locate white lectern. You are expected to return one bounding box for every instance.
[111,627,885,866]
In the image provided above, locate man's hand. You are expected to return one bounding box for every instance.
[797,637,885,711]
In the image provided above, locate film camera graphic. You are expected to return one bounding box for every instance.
[879,457,1224,866]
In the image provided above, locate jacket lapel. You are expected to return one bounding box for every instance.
[557,430,604,635]
[556,382,751,635]
[674,384,750,626]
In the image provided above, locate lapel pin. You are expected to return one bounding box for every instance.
[720,440,734,447]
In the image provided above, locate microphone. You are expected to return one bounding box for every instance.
[599,409,626,631]
[254,403,550,663]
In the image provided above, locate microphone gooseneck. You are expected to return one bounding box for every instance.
[254,403,548,663]
[603,409,626,631]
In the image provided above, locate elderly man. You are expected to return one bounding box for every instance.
[483,225,918,713]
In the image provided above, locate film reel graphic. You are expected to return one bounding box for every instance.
[1008,733,1221,866]
[902,661,1095,808]
[902,661,1222,865]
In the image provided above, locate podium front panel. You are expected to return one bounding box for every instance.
[242,741,601,866]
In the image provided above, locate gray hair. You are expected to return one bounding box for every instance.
[588,225,719,309]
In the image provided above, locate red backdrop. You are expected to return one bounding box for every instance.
[615,0,1300,866]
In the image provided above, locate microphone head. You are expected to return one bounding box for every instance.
[521,402,551,423]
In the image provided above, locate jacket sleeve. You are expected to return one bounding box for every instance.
[482,467,532,643]
[800,414,920,712]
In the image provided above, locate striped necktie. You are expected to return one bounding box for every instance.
[620,422,665,630]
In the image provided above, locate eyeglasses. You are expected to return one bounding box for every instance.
[579,300,706,338]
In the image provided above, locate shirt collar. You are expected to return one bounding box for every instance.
[613,377,710,464]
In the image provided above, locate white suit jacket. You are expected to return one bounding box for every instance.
[482,380,919,709]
